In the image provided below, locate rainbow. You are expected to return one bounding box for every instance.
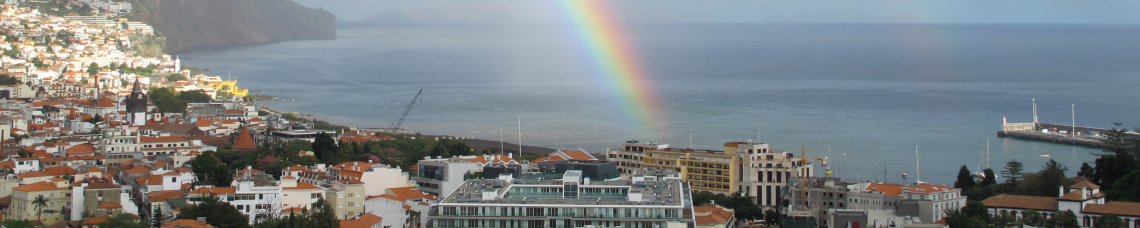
[557,0,665,136]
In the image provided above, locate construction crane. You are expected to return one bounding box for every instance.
[385,89,422,135]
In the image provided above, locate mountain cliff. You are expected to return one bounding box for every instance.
[124,0,336,53]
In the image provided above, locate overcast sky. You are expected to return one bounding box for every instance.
[293,0,1140,24]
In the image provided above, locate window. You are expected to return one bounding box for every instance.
[311,193,322,199]
[171,177,177,183]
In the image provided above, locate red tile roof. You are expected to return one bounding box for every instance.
[13,181,67,192]
[339,213,382,228]
[282,182,323,190]
[231,126,257,150]
[981,194,1057,211]
[694,204,734,226]
[864,183,905,196]
[1083,202,1140,217]
[902,183,956,194]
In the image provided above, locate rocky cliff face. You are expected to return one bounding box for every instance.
[124,0,336,53]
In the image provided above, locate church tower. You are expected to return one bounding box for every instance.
[125,79,148,125]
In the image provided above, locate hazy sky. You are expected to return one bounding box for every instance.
[293,0,1140,24]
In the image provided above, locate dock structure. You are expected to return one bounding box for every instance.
[997,122,1122,148]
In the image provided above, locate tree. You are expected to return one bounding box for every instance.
[1018,159,1074,197]
[1045,210,1079,228]
[32,195,47,222]
[87,63,99,76]
[764,209,779,224]
[190,151,233,187]
[991,210,1016,228]
[178,90,213,103]
[149,87,188,113]
[944,207,987,228]
[1,219,35,228]
[954,165,975,191]
[1094,214,1126,228]
[176,195,249,228]
[312,132,338,163]
[1105,169,1140,202]
[1023,209,1045,227]
[98,213,147,228]
[980,168,997,187]
[165,73,187,82]
[1078,162,1095,179]
[1002,160,1025,186]
[153,207,163,227]
[304,198,339,228]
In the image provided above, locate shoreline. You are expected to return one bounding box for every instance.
[259,105,559,157]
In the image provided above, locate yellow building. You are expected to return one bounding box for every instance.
[7,180,72,226]
[608,140,819,207]
[214,80,248,97]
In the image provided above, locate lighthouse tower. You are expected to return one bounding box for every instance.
[125,80,148,125]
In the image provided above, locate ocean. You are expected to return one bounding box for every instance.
[181,23,1140,185]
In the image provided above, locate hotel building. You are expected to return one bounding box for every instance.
[426,170,695,228]
[607,140,819,207]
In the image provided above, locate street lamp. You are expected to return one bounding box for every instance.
[1072,104,1076,138]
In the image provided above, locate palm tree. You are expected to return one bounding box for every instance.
[32,195,48,222]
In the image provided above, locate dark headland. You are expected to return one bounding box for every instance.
[124,0,337,53]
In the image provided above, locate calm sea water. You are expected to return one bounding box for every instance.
[182,23,1140,185]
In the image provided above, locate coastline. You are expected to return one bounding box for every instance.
[259,106,559,157]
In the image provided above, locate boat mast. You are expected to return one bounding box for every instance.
[916,145,922,184]
[518,117,522,158]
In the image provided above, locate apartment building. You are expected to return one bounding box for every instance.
[326,179,366,220]
[8,180,72,226]
[414,157,483,198]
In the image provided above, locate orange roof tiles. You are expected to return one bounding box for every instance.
[902,183,956,194]
[123,166,150,174]
[388,187,434,200]
[339,213,382,228]
[694,204,734,226]
[864,183,905,196]
[1068,180,1101,190]
[16,171,52,179]
[187,187,236,195]
[96,202,122,209]
[981,194,1057,211]
[231,126,257,150]
[1083,201,1140,216]
[146,190,184,203]
[282,182,323,190]
[43,166,77,176]
[562,150,596,160]
[13,181,67,192]
[163,219,214,228]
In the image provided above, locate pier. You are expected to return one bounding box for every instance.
[996,124,1109,148]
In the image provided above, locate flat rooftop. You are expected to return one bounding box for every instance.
[440,178,685,206]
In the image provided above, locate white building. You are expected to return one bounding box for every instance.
[413,157,483,198]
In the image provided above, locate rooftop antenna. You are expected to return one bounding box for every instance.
[517,117,522,158]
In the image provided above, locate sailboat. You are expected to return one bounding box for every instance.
[901,163,908,178]
[914,145,925,186]
[973,139,990,178]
